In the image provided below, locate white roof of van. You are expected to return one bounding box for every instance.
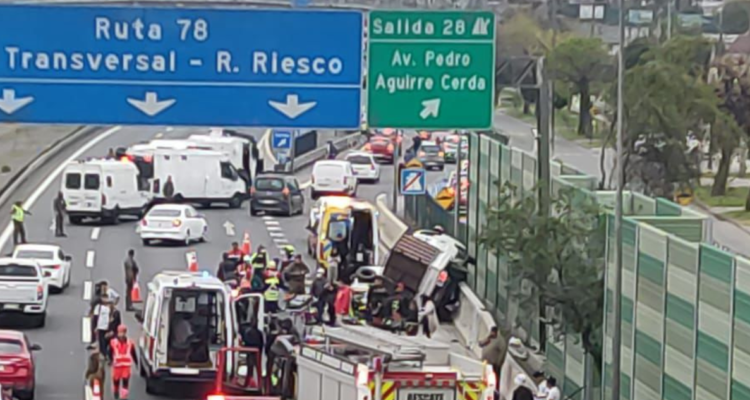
[150,271,226,290]
[67,159,135,169]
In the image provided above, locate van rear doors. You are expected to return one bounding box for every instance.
[62,164,102,214]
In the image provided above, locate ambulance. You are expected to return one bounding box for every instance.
[296,325,495,400]
[134,271,264,395]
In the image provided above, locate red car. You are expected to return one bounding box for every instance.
[363,136,395,164]
[0,331,40,400]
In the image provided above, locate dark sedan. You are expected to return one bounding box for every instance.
[250,174,305,216]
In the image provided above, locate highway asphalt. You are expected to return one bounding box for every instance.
[0,126,454,400]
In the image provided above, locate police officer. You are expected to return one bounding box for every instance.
[10,201,31,245]
[263,271,280,314]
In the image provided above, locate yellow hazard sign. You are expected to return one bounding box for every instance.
[406,159,423,169]
[435,188,455,210]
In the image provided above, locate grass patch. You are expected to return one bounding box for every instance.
[722,209,750,225]
[694,185,749,208]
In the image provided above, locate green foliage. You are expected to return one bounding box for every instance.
[624,37,656,70]
[480,182,604,369]
[548,37,612,137]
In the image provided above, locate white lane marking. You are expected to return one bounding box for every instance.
[261,216,274,220]
[0,126,122,249]
[154,132,164,138]
[273,237,289,244]
[90,227,101,241]
[267,226,282,231]
[48,219,55,231]
[269,232,285,237]
[85,250,95,268]
[81,316,92,344]
[264,220,280,226]
[83,280,92,301]
[166,127,174,132]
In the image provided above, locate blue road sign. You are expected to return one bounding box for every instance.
[400,168,426,195]
[0,5,362,128]
[272,130,293,149]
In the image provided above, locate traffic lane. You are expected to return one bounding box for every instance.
[0,125,166,400]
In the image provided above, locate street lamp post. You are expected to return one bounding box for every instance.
[610,0,626,399]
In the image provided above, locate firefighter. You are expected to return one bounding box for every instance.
[108,325,137,400]
[263,269,281,314]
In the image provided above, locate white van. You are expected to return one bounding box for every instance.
[61,159,151,224]
[135,271,264,395]
[310,160,357,199]
[150,148,249,208]
[187,135,255,178]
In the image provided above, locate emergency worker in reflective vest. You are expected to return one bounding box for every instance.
[10,201,31,245]
[249,246,269,291]
[108,325,138,400]
[264,273,280,314]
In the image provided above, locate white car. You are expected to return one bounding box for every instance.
[139,204,208,246]
[12,244,72,293]
[0,258,49,328]
[345,152,380,183]
[310,160,357,199]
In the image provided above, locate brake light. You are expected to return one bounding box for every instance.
[101,194,106,206]
[49,265,61,270]
[282,187,290,198]
[141,219,148,227]
[419,151,426,157]
[371,164,376,170]
[36,285,43,300]
[207,395,225,400]
[172,219,182,227]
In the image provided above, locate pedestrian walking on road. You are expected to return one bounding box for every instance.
[10,200,31,245]
[123,250,139,312]
[53,192,67,237]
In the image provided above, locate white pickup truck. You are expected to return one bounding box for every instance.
[0,258,49,328]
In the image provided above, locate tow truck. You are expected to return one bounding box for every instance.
[296,325,495,400]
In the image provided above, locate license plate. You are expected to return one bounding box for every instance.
[4,304,20,310]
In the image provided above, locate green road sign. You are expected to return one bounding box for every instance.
[366,11,496,130]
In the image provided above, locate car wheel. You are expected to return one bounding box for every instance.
[50,285,62,295]
[250,206,259,216]
[16,387,34,400]
[146,376,161,395]
[69,215,83,225]
[142,238,151,246]
[34,312,46,328]
[438,165,444,171]
[311,190,319,200]
[229,193,242,209]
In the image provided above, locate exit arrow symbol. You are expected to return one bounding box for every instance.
[269,94,317,119]
[0,89,34,115]
[127,92,176,117]
[420,98,441,120]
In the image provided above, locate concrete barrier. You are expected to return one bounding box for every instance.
[374,193,408,261]
[291,132,365,173]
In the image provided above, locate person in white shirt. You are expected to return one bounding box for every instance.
[94,295,113,361]
[532,371,548,400]
[546,377,561,400]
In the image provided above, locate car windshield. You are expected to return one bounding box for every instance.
[347,155,372,165]
[0,339,23,354]
[422,145,440,153]
[256,178,285,191]
[148,209,182,218]
[0,264,38,277]
[14,250,54,260]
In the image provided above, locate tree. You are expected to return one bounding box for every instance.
[481,183,605,372]
[548,37,611,138]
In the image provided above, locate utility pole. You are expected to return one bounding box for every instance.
[537,59,552,218]
[392,131,402,212]
[610,0,626,397]
[453,135,462,235]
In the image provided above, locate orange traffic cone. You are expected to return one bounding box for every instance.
[90,379,101,400]
[186,250,198,272]
[131,282,142,303]
[241,232,252,255]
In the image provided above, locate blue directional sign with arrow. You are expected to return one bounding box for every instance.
[272,130,293,149]
[0,5,362,128]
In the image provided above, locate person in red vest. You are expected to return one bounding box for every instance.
[108,325,138,399]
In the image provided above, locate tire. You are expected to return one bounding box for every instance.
[438,165,445,171]
[50,285,63,295]
[34,312,46,328]
[229,194,242,209]
[69,215,83,225]
[16,387,34,400]
[145,376,160,395]
[311,190,318,200]
[142,239,151,246]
